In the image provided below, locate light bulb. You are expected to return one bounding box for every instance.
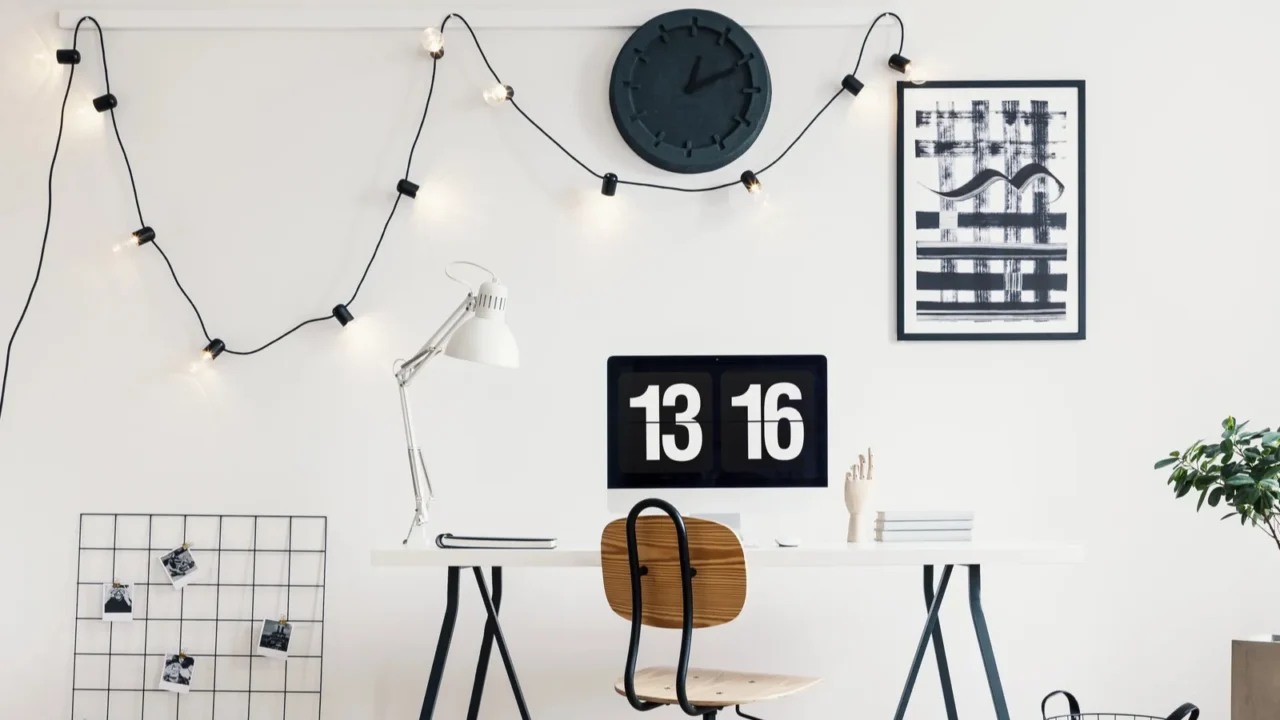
[906,63,925,85]
[483,83,513,106]
[421,28,444,58]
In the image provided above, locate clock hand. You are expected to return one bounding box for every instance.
[687,66,739,93]
[683,56,703,94]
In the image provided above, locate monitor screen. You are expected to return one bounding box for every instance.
[607,355,828,489]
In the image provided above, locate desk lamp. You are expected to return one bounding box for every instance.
[394,261,518,544]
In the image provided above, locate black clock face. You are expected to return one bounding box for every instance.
[608,356,827,490]
[609,10,771,174]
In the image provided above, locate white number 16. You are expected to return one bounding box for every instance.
[730,382,804,461]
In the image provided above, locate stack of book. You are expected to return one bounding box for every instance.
[875,511,974,542]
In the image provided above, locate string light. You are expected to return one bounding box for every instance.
[113,226,154,252]
[396,179,419,198]
[92,93,117,112]
[202,339,225,361]
[483,83,513,106]
[1,10,923,424]
[600,173,618,197]
[421,27,445,58]
[332,304,355,327]
[888,53,924,84]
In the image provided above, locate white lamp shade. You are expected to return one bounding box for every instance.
[444,280,519,368]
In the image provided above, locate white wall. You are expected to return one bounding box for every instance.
[3,0,1279,717]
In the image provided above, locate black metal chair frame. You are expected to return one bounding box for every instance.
[620,498,718,717]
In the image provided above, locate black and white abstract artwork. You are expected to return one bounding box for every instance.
[897,80,1085,340]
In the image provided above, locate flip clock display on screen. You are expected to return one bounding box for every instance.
[608,355,828,489]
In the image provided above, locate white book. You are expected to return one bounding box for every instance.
[875,529,973,543]
[877,511,975,523]
[875,519,974,531]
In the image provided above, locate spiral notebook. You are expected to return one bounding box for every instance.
[435,533,558,550]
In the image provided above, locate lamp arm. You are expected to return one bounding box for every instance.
[396,294,475,386]
[395,293,475,545]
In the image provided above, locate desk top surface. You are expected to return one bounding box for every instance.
[372,542,1083,569]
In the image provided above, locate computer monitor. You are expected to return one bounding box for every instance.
[607,355,828,522]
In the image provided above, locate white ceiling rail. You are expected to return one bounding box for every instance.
[57,7,876,31]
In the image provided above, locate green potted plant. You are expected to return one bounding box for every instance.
[1155,416,1280,544]
[1155,416,1280,720]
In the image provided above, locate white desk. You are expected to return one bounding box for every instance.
[373,542,1082,569]
[375,541,1082,720]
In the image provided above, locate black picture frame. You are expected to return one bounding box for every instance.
[897,80,1086,341]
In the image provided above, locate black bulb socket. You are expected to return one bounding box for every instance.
[131,226,156,246]
[841,74,865,96]
[93,93,118,112]
[56,49,81,65]
[888,54,912,74]
[601,173,618,197]
[332,304,355,327]
[396,178,419,198]
[740,170,761,192]
[203,339,226,361]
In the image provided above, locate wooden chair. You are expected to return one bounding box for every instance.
[601,498,820,719]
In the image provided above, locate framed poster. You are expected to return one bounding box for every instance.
[897,80,1085,340]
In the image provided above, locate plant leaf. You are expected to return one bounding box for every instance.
[1154,458,1179,470]
[1209,487,1224,507]
[1197,488,1209,511]
[1263,433,1280,445]
[1227,474,1255,487]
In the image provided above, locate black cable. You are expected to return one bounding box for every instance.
[757,89,844,175]
[3,10,908,419]
[851,12,905,79]
[151,241,213,343]
[222,315,334,356]
[0,19,87,423]
[442,12,905,193]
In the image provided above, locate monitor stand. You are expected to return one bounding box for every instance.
[692,512,743,539]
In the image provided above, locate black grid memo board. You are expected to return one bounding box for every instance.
[72,514,328,720]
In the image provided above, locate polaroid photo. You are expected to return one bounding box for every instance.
[256,619,292,659]
[102,583,133,622]
[159,546,200,589]
[159,654,195,693]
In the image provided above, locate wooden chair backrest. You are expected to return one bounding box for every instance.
[600,514,747,629]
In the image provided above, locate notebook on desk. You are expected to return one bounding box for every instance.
[435,533,558,550]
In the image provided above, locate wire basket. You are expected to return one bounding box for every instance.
[1042,691,1200,720]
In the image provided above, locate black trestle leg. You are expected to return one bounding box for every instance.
[924,565,960,720]
[466,568,502,720]
[473,567,533,720]
[893,564,953,720]
[419,566,460,720]
[969,565,1011,720]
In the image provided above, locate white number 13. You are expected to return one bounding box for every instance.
[730,383,805,461]
[629,384,703,462]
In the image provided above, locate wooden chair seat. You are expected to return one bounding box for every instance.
[615,666,821,708]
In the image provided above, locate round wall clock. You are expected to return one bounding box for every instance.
[609,9,771,175]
